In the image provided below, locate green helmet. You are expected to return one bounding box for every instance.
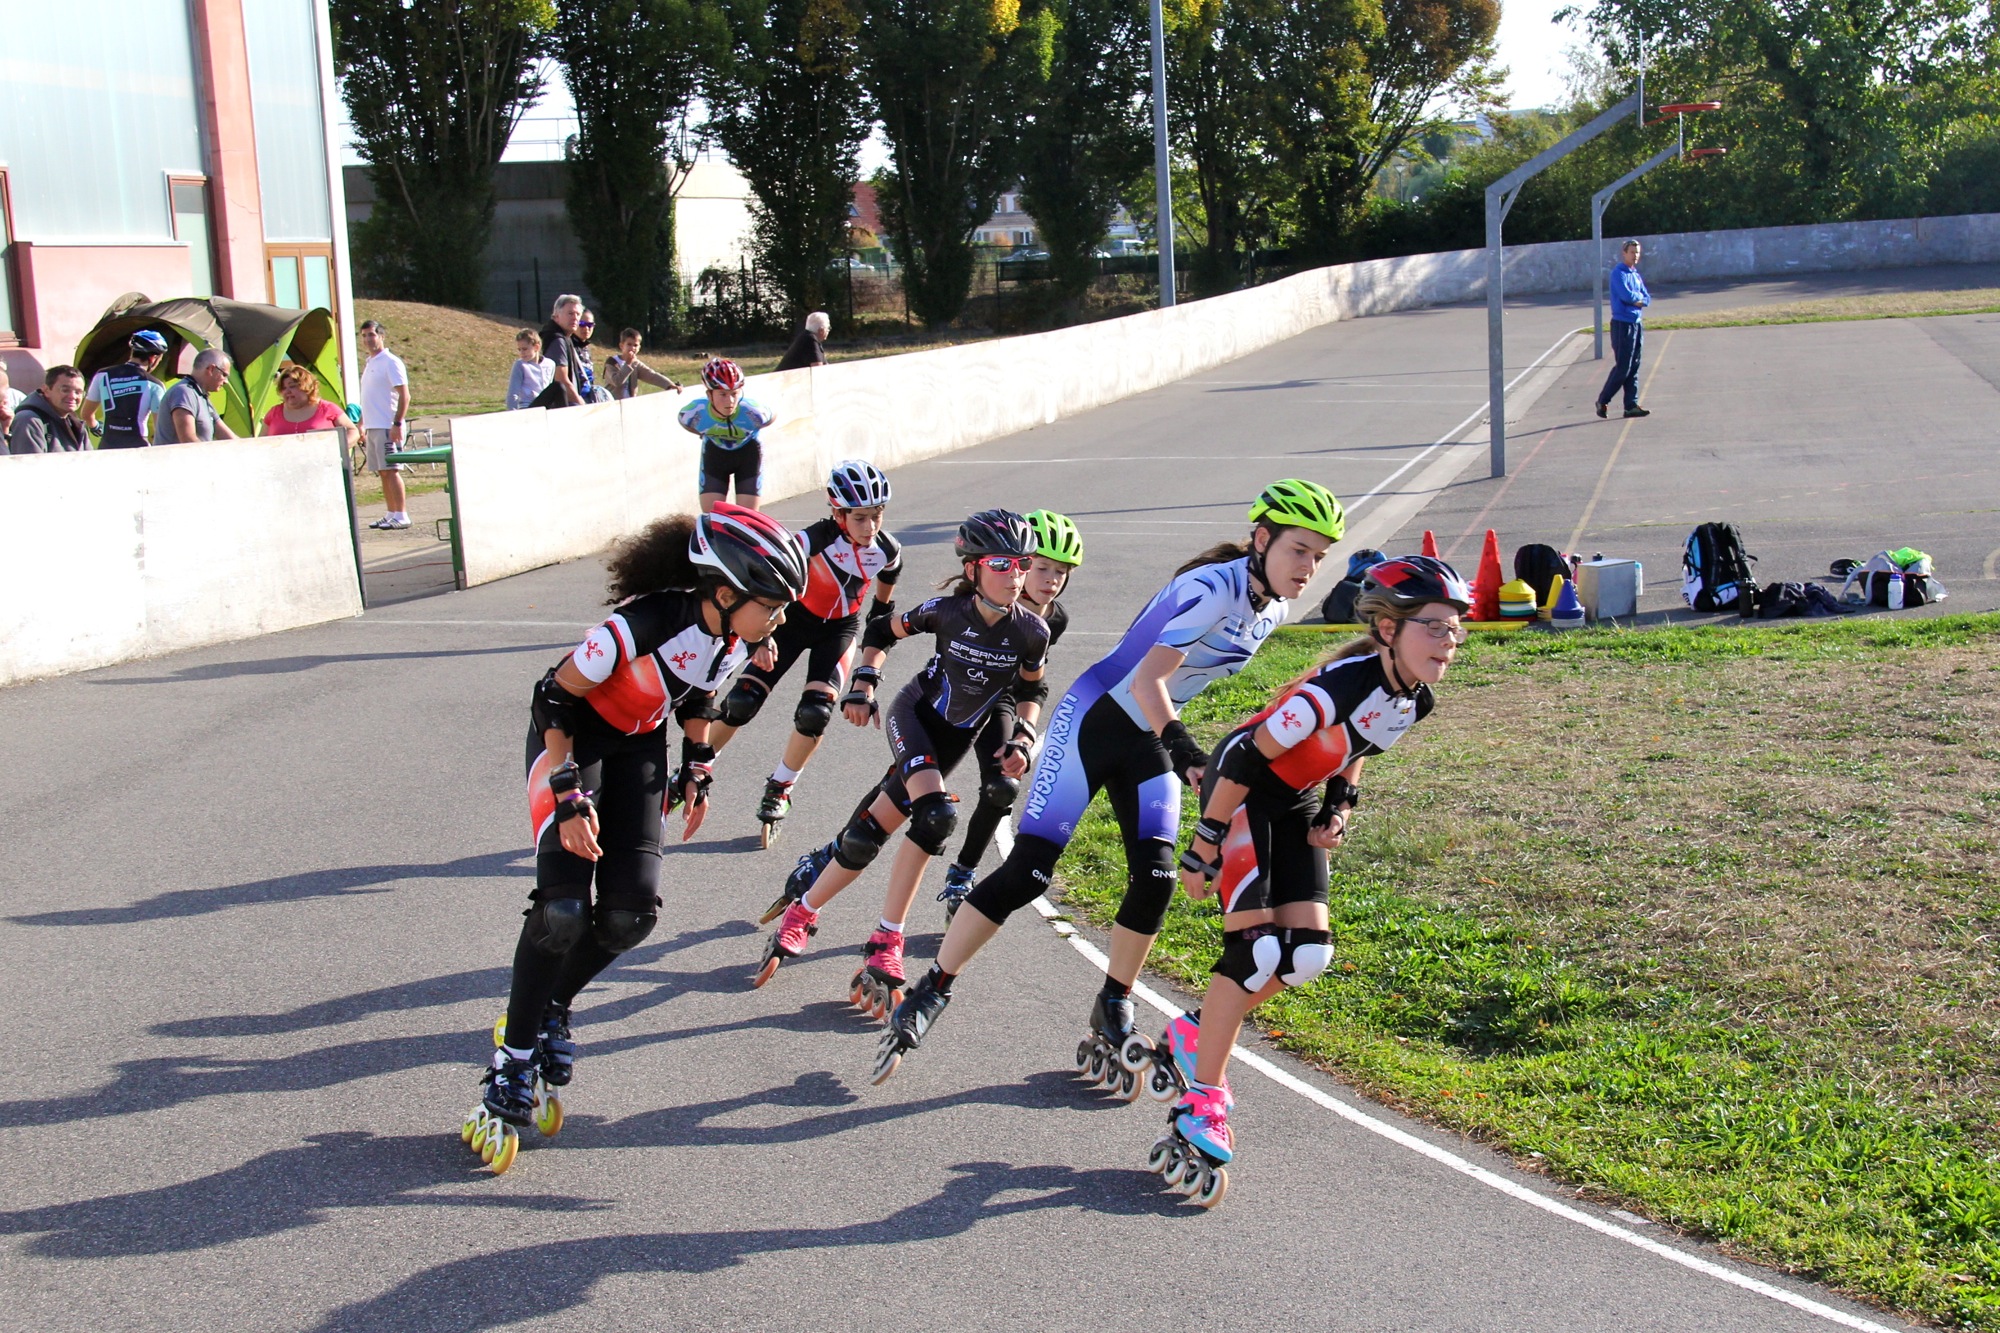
[1248,479,1345,542]
[1025,509,1083,567]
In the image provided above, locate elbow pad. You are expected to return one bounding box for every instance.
[1213,732,1275,789]
[861,611,901,653]
[531,669,581,736]
[1012,675,1049,707]
[675,692,716,726]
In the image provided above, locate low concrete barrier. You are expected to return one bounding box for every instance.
[447,211,2000,587]
[0,432,362,686]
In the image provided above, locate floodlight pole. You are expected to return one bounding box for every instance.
[1149,0,1176,308]
[1485,87,1641,477]
[1592,123,1681,359]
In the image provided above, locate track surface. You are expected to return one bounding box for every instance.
[1,273,1960,1332]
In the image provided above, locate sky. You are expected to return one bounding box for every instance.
[336,0,1589,168]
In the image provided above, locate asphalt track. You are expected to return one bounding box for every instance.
[1,273,1961,1332]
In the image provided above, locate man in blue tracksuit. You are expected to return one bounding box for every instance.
[1596,239,1651,419]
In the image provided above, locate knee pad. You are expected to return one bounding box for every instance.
[1213,926,1283,993]
[905,791,959,857]
[591,906,658,954]
[964,834,1062,925]
[718,678,768,728]
[1278,929,1334,987]
[834,812,890,871]
[523,897,589,956]
[1111,840,1178,937]
[792,690,835,738]
[979,772,1020,812]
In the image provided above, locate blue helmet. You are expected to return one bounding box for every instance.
[130,329,169,357]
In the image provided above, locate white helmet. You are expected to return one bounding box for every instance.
[827,459,891,509]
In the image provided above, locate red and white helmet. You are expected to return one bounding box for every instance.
[700,357,746,392]
[690,504,808,603]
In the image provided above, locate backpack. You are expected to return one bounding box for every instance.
[1319,548,1386,624]
[1513,543,1574,605]
[1682,522,1757,615]
[1845,570,1941,609]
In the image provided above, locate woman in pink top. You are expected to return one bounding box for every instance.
[263,363,359,449]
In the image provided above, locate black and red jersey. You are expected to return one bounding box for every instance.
[797,517,902,621]
[562,589,748,735]
[898,593,1050,729]
[1221,652,1433,794]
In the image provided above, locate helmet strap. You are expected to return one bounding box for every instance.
[1244,524,1274,609]
[1376,621,1417,696]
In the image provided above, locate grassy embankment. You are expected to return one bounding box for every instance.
[1056,615,2000,1330]
[1655,287,2000,330]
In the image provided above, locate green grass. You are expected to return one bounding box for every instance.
[1053,615,2000,1330]
[1654,288,2000,331]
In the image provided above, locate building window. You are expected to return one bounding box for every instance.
[0,170,18,343]
[267,244,336,314]
[170,177,216,299]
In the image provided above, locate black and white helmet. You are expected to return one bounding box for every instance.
[827,459,891,509]
[690,503,809,603]
[953,508,1036,562]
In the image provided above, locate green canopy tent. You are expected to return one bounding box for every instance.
[73,294,346,439]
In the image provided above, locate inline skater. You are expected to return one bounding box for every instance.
[752,510,1050,1029]
[1150,555,1470,1207]
[710,461,903,851]
[462,504,807,1173]
[872,480,1345,1087]
[679,357,774,513]
[935,509,1083,923]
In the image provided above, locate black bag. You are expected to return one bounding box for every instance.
[1682,522,1759,615]
[1513,543,1573,604]
[1858,571,1936,609]
[1755,581,1808,619]
[1320,548,1386,624]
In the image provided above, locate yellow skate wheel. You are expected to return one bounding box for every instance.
[492,1013,507,1048]
[761,822,777,850]
[535,1094,564,1137]
[461,1108,484,1145]
[489,1126,520,1174]
[1195,1166,1229,1209]
[478,1122,501,1164]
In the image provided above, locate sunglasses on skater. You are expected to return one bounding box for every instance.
[1408,616,1469,643]
[977,556,1032,572]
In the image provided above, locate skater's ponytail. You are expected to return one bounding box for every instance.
[605,514,706,603]
[1174,539,1252,578]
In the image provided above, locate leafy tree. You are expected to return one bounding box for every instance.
[333,0,554,307]
[1016,0,1151,309]
[710,0,874,322]
[556,0,726,340]
[860,0,1035,326]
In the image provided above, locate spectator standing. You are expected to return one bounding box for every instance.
[83,329,170,448]
[774,311,830,372]
[0,364,24,439]
[358,319,412,530]
[507,329,554,409]
[8,365,90,454]
[534,295,587,409]
[160,349,240,443]
[1595,240,1652,420]
[603,328,681,401]
[576,309,608,402]
[262,363,360,452]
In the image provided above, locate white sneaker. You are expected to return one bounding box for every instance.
[382,514,412,530]
[367,515,394,529]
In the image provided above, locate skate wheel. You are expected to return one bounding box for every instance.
[1117,1066,1141,1101]
[1195,1166,1228,1209]
[1146,1136,1176,1174]
[1119,1033,1154,1072]
[871,1048,902,1086]
[461,1108,484,1146]
[1074,1038,1094,1074]
[1161,1148,1189,1188]
[1145,1064,1178,1103]
[761,821,777,851]
[492,1013,508,1049]
[752,954,781,988]
[488,1125,520,1174]
[881,988,902,1022]
[535,1094,564,1137]
[943,899,959,926]
[757,895,791,926]
[1087,1047,1108,1082]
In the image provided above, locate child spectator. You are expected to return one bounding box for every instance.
[507,329,554,410]
[603,328,681,401]
[678,357,773,513]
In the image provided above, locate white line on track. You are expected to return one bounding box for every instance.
[354,619,593,628]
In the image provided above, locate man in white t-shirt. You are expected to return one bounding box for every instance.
[358,319,413,530]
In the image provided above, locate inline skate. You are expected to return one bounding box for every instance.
[849,927,905,1020]
[485,1008,568,1137]
[461,1050,538,1174]
[1130,1009,1199,1103]
[1147,1080,1232,1208]
[753,897,819,987]
[872,969,951,1084]
[760,840,833,924]
[757,777,794,850]
[1074,991,1145,1100]
[936,864,976,926]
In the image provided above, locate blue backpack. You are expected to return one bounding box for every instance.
[1681,523,1757,615]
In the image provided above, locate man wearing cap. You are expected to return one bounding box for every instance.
[82,330,170,448]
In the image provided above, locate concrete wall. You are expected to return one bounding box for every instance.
[0,432,363,686]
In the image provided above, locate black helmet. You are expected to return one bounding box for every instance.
[690,504,809,602]
[953,508,1035,562]
[1358,555,1473,613]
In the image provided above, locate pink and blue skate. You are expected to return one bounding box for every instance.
[1140,1009,1200,1102]
[1146,1078,1232,1207]
[1173,1081,1234,1162]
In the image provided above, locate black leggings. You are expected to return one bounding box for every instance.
[950,709,1015,870]
[503,717,667,1049]
[964,696,1179,935]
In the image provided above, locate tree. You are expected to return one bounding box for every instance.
[860,0,1035,326]
[334,0,553,307]
[710,0,874,322]
[1016,0,1151,309]
[556,0,726,340]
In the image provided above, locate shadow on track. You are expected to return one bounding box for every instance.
[91,642,571,685]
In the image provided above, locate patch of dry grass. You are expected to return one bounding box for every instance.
[1654,287,2000,330]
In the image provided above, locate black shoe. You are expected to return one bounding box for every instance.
[1623,406,1650,418]
[1594,401,1607,419]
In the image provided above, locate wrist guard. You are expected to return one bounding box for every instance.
[555,792,597,824]
[548,759,582,798]
[1160,718,1206,783]
[851,664,882,689]
[1011,718,1038,747]
[1191,814,1230,847]
[1315,776,1359,828]
[531,669,580,737]
[1179,842,1223,880]
[842,683,879,717]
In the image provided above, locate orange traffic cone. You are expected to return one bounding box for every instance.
[1471,529,1504,621]
[1421,529,1440,558]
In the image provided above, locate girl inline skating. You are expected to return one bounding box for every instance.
[1151,555,1471,1207]
[752,510,1050,1032]
[934,510,1083,923]
[678,357,774,512]
[461,504,808,1173]
[871,480,1345,1087]
[709,461,903,852]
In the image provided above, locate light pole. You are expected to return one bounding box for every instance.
[1150,0,1176,308]
[1593,104,1723,357]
